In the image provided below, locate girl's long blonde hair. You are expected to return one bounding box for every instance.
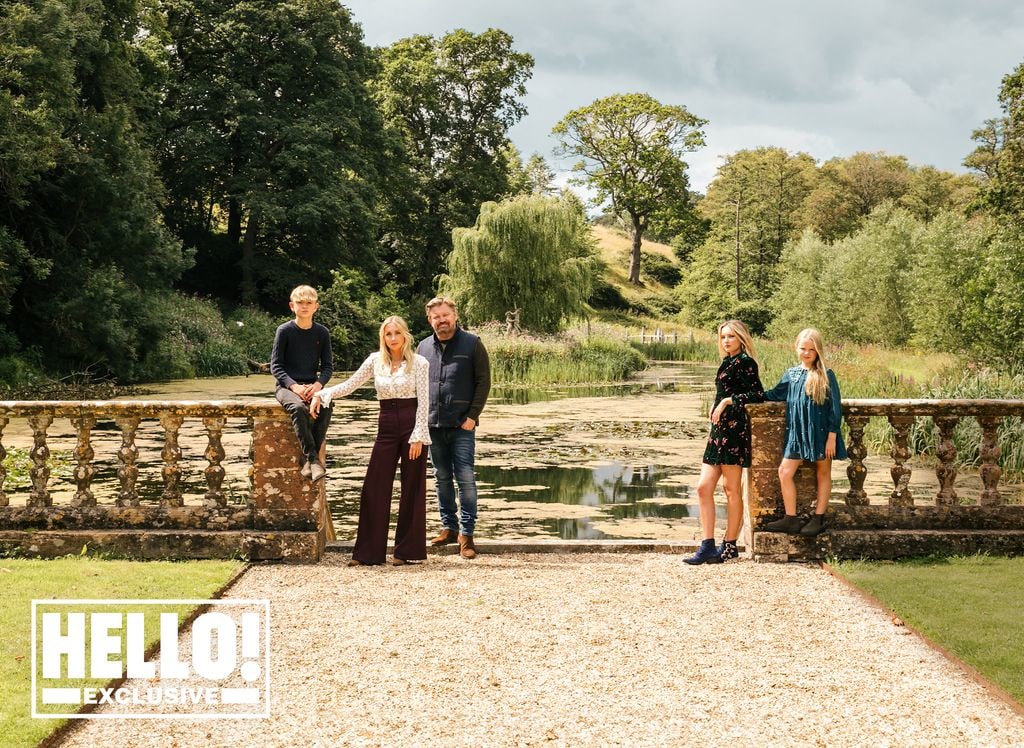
[377,316,415,374]
[717,319,757,364]
[797,328,829,405]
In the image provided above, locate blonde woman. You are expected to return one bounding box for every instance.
[762,328,846,536]
[686,319,765,565]
[311,316,430,566]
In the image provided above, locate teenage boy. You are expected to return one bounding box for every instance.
[271,285,333,482]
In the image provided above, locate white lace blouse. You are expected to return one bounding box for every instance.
[315,352,431,444]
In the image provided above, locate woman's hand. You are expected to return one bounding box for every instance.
[309,394,322,418]
[825,432,837,459]
[409,441,422,460]
[711,397,732,425]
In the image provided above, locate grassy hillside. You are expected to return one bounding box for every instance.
[588,224,698,336]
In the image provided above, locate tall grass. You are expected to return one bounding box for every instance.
[486,333,648,385]
[629,338,719,361]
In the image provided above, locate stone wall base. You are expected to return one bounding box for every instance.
[753,529,1024,562]
[0,529,323,563]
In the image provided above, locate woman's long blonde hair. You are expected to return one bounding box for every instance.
[377,316,415,374]
[797,328,829,405]
[717,319,757,364]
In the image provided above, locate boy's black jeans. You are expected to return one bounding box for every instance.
[275,386,333,464]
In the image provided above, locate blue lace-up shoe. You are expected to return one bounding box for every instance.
[684,538,722,565]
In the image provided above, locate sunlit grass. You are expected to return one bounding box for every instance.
[833,555,1024,705]
[0,557,243,748]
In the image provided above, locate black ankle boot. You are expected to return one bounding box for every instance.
[718,539,739,561]
[800,513,827,536]
[684,538,723,565]
[764,514,802,533]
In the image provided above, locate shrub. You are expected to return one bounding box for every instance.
[640,251,682,286]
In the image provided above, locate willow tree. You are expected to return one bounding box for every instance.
[552,93,706,284]
[439,194,596,333]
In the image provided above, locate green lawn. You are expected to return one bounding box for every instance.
[833,555,1024,705]
[0,557,243,748]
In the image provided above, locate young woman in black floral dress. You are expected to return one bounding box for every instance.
[685,319,765,565]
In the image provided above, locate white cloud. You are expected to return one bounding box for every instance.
[343,0,1024,192]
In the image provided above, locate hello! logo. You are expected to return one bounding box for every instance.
[32,599,270,719]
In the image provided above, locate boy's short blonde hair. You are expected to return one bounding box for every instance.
[290,285,318,303]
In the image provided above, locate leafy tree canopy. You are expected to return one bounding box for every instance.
[439,194,597,333]
[552,92,706,284]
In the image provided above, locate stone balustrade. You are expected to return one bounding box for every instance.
[747,400,1024,561]
[0,400,329,562]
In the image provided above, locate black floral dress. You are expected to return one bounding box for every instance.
[702,353,765,468]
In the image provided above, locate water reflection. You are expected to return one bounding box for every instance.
[472,462,721,540]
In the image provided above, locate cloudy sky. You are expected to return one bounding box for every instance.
[342,0,1024,192]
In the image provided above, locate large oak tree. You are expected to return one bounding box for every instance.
[552,93,706,285]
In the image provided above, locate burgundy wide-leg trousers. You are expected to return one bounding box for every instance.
[351,398,427,564]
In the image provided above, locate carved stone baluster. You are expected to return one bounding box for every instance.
[27,414,53,507]
[160,413,185,507]
[247,415,255,496]
[887,415,914,507]
[933,415,959,506]
[115,415,141,506]
[0,416,8,507]
[70,414,97,507]
[844,415,869,506]
[978,416,1003,506]
[203,416,227,507]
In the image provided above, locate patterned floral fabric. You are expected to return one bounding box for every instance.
[316,352,432,444]
[702,353,765,468]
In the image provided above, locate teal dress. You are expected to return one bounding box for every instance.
[764,366,847,461]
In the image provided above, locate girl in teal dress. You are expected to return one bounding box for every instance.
[763,328,846,536]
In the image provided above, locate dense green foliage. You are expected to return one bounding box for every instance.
[4,3,1024,387]
[158,0,388,307]
[677,150,980,332]
[440,194,597,332]
[373,28,534,299]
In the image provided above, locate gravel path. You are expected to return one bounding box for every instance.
[60,554,1024,747]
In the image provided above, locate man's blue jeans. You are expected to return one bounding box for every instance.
[428,426,478,536]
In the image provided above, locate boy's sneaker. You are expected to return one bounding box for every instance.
[300,460,313,479]
[684,538,722,565]
[310,461,327,482]
[718,539,739,561]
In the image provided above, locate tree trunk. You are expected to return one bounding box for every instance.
[628,217,643,285]
[240,210,258,305]
[227,197,242,246]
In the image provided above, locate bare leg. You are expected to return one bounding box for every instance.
[778,458,802,515]
[814,459,832,514]
[696,463,722,540]
[720,464,743,541]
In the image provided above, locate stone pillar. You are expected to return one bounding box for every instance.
[747,402,819,562]
[249,413,328,562]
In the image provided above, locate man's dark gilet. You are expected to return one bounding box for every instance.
[421,328,479,428]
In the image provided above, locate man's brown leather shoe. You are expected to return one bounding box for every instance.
[458,534,477,559]
[431,528,458,546]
